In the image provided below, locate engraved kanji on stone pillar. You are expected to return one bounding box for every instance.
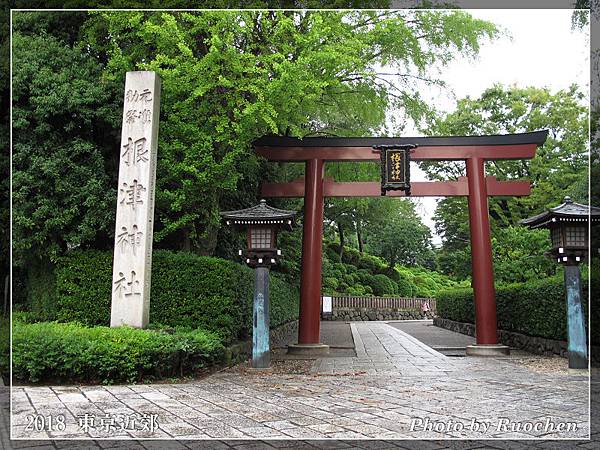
[111,71,161,328]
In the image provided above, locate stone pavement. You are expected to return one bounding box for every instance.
[387,320,476,351]
[9,321,590,443]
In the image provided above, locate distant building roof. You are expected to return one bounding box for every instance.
[520,197,600,229]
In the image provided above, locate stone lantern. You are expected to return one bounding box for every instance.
[521,196,600,370]
[221,200,296,368]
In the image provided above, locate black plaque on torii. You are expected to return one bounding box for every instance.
[374,143,417,196]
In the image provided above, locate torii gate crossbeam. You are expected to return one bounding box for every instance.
[253,130,548,356]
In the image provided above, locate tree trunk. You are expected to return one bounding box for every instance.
[338,222,345,258]
[356,222,364,253]
[182,228,191,252]
[197,222,219,256]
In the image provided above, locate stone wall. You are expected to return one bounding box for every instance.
[433,317,569,356]
[434,317,600,364]
[270,320,298,348]
[323,308,435,322]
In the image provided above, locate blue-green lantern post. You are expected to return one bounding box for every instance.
[221,200,296,369]
[521,196,600,370]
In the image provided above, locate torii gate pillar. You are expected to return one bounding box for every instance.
[288,159,330,355]
[465,157,508,355]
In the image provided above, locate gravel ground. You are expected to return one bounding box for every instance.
[502,351,571,374]
[223,355,315,375]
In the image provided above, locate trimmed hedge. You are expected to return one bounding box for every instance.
[12,320,224,384]
[437,275,596,343]
[40,250,299,343]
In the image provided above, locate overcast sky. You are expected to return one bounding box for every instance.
[401,9,589,246]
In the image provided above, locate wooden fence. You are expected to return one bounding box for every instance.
[322,296,436,312]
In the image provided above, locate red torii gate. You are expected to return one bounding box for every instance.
[254,130,548,355]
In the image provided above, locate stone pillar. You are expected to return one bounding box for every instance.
[564,264,588,369]
[110,71,161,328]
[253,267,270,368]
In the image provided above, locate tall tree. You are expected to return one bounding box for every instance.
[421,84,588,256]
[363,198,435,268]
[12,12,122,266]
[82,9,497,255]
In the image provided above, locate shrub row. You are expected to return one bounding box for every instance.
[323,242,462,298]
[32,250,299,343]
[12,320,224,384]
[437,275,597,344]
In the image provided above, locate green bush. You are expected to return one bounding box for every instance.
[331,262,347,275]
[395,274,417,297]
[12,320,224,384]
[347,285,369,296]
[357,253,385,273]
[370,274,396,296]
[437,275,595,343]
[323,242,459,298]
[342,272,358,285]
[26,261,58,322]
[341,247,361,266]
[41,250,299,343]
[324,245,342,263]
[380,266,400,282]
[322,276,339,293]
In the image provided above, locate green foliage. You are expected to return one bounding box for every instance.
[26,261,58,322]
[435,244,472,280]
[436,288,476,324]
[44,250,298,343]
[423,84,588,279]
[437,274,597,343]
[13,9,497,260]
[369,274,396,296]
[12,21,121,266]
[436,226,558,283]
[322,241,460,297]
[491,226,557,283]
[12,320,224,384]
[394,272,418,297]
[363,199,435,268]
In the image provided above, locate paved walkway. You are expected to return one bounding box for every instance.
[9,321,590,442]
[388,320,476,350]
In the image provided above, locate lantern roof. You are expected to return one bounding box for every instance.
[221,199,296,229]
[520,197,600,229]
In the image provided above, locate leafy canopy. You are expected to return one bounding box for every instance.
[423,84,588,278]
[12,16,121,264]
[84,10,497,254]
[422,84,588,248]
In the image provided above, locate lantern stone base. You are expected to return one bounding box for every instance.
[287,343,330,356]
[466,344,510,356]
